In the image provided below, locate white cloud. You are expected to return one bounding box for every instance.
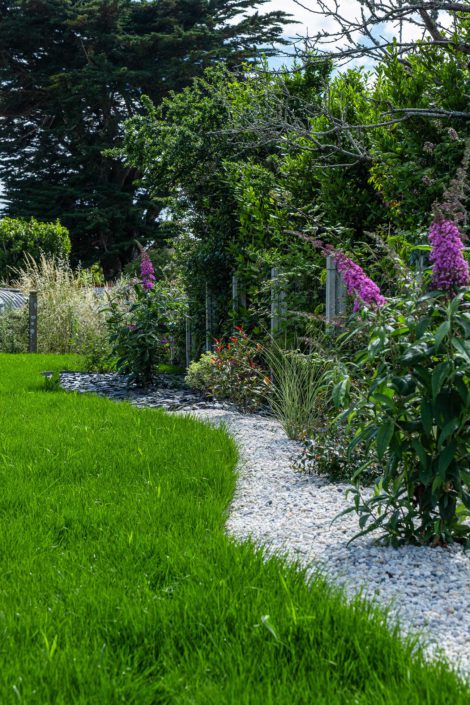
[266,1,454,46]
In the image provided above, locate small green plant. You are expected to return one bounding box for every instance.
[80,331,116,373]
[185,328,270,411]
[41,370,61,392]
[265,346,329,440]
[185,351,217,392]
[296,421,380,484]
[106,253,187,386]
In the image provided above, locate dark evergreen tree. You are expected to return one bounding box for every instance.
[0,0,289,276]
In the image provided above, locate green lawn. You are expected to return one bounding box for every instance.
[0,354,467,704]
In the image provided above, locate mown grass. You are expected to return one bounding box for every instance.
[0,353,468,704]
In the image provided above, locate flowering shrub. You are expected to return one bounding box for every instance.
[106,253,187,386]
[185,327,270,412]
[333,219,470,546]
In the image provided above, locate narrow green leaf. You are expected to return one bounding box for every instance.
[411,438,429,471]
[434,320,450,349]
[376,421,394,460]
[438,418,459,448]
[420,400,433,436]
[432,362,452,400]
[438,441,457,476]
[451,337,470,364]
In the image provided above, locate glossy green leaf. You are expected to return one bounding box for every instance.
[420,400,433,436]
[411,438,429,471]
[438,441,457,476]
[438,418,459,448]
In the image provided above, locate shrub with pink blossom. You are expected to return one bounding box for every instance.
[106,252,187,386]
[331,219,470,547]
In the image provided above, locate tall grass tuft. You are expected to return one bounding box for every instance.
[265,343,330,440]
[9,255,119,356]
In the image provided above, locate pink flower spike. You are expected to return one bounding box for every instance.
[429,219,469,291]
[140,252,156,290]
[334,251,386,310]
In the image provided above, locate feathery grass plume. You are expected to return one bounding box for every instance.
[9,255,127,355]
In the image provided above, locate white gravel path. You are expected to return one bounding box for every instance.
[181,406,470,678]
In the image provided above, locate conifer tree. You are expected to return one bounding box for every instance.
[0,0,288,275]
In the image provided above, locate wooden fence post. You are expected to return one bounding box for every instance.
[28,290,38,353]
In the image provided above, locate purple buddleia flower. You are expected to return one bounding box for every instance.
[293,231,385,311]
[429,219,469,291]
[334,251,386,311]
[140,252,156,291]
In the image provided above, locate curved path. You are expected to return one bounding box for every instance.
[181,407,470,677]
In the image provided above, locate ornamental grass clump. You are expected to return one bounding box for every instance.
[9,255,109,355]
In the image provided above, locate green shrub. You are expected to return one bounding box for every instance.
[339,289,470,546]
[296,421,380,484]
[185,351,217,392]
[0,217,70,280]
[185,328,270,412]
[80,328,116,373]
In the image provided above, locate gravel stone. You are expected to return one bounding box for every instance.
[60,372,470,676]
